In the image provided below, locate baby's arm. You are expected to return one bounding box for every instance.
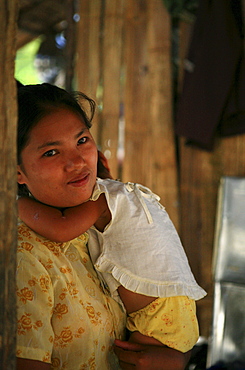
[116,286,191,369]
[117,286,163,346]
[18,194,110,242]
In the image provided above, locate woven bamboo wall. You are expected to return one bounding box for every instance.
[75,0,179,231]
[75,0,245,339]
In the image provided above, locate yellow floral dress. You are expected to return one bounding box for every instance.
[16,220,126,369]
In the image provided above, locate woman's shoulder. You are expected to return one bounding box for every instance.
[17,218,66,257]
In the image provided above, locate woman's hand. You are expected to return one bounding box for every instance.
[16,358,51,370]
[114,339,191,370]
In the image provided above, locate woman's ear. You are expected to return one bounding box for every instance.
[17,165,26,184]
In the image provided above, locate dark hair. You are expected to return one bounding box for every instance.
[17,83,96,196]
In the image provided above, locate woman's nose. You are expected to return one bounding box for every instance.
[64,151,85,171]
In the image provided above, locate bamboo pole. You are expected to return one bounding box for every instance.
[123,0,179,227]
[99,0,124,178]
[0,0,18,367]
[64,0,77,92]
[123,0,151,186]
[76,0,102,144]
[147,0,179,228]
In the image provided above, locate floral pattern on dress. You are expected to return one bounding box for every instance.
[17,312,43,335]
[16,220,126,369]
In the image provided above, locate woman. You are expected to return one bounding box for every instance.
[16,82,204,369]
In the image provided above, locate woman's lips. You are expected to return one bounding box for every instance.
[68,173,90,187]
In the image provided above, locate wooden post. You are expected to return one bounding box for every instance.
[64,0,77,92]
[76,0,102,145]
[99,0,124,178]
[0,0,18,368]
[76,0,124,179]
[147,0,179,228]
[123,0,151,186]
[123,0,179,227]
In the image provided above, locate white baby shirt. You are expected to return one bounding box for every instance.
[88,178,206,303]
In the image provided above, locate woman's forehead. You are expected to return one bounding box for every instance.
[35,108,86,128]
[28,109,88,143]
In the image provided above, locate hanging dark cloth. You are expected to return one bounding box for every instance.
[175,0,245,150]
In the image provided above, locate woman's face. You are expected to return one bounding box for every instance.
[17,108,98,208]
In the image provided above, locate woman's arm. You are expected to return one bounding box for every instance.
[18,194,110,242]
[116,286,191,370]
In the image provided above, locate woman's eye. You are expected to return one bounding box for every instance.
[43,149,57,157]
[78,137,87,145]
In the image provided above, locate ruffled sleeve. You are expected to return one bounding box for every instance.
[88,179,207,302]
